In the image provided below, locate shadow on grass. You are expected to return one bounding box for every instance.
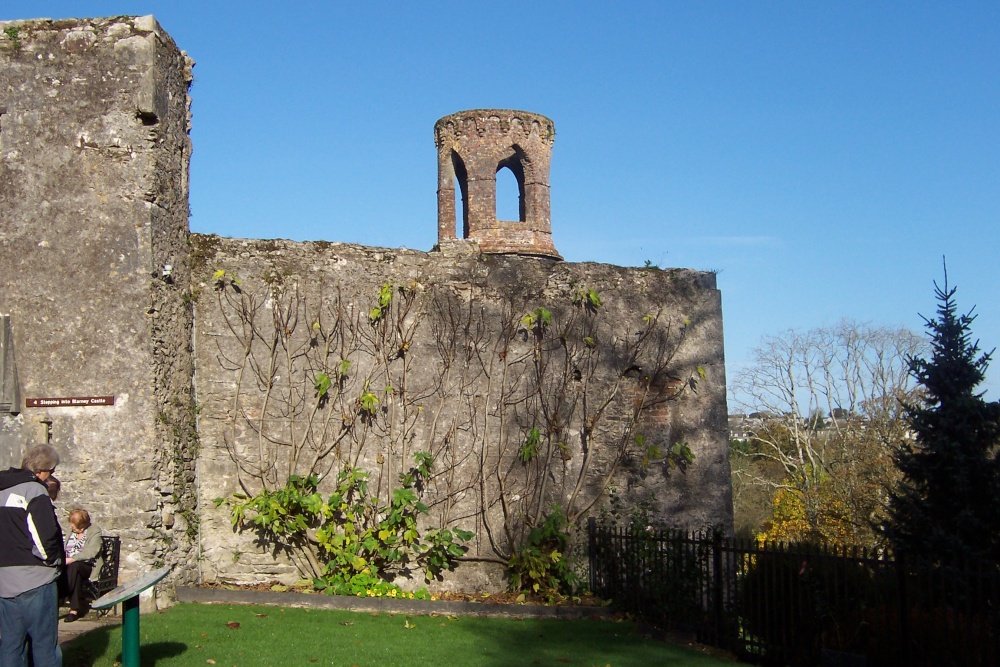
[444,614,729,666]
[61,603,734,667]
[63,626,112,667]
[64,626,186,667]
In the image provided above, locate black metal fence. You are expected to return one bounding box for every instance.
[587,519,1000,666]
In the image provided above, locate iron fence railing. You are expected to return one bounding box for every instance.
[587,519,999,667]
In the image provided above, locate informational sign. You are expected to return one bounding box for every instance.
[24,396,114,408]
[93,566,171,667]
[93,566,170,610]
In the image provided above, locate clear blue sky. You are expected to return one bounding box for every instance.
[10,1,1000,401]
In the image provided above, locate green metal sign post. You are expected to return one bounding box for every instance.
[92,566,170,667]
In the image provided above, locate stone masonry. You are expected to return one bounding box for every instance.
[0,16,198,604]
[436,110,560,258]
[191,237,730,589]
[0,15,732,598]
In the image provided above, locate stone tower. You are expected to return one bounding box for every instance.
[435,109,560,258]
[0,16,198,592]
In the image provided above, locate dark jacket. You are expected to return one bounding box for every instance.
[0,468,64,597]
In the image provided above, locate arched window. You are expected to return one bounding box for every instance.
[452,151,469,238]
[496,150,526,222]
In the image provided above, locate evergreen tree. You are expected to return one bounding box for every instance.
[882,274,1000,563]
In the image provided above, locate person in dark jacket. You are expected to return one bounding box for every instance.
[0,444,64,667]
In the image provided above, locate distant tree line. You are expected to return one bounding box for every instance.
[731,271,1000,563]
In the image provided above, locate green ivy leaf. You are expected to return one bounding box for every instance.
[392,488,418,506]
[519,427,541,463]
[360,390,379,414]
[378,282,393,308]
[314,373,332,398]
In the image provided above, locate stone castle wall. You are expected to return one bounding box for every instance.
[0,15,732,597]
[0,16,198,594]
[191,236,731,589]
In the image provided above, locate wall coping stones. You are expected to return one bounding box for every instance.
[175,586,615,620]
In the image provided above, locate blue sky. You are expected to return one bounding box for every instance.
[10,1,999,401]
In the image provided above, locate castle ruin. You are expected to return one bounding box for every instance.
[436,109,560,258]
[0,16,731,604]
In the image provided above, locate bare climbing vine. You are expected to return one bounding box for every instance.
[208,265,704,593]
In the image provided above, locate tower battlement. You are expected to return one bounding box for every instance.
[435,109,560,259]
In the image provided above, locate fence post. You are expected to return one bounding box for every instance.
[712,530,724,646]
[588,516,597,594]
[896,551,910,667]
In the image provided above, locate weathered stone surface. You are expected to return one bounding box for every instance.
[0,16,732,598]
[0,16,197,597]
[191,236,731,589]
[436,109,560,258]
[0,316,21,414]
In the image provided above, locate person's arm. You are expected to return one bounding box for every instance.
[74,524,104,562]
[26,492,64,567]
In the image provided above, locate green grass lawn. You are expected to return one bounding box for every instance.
[63,603,738,667]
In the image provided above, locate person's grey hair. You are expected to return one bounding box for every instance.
[21,444,60,474]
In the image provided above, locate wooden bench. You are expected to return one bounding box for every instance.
[84,535,121,608]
